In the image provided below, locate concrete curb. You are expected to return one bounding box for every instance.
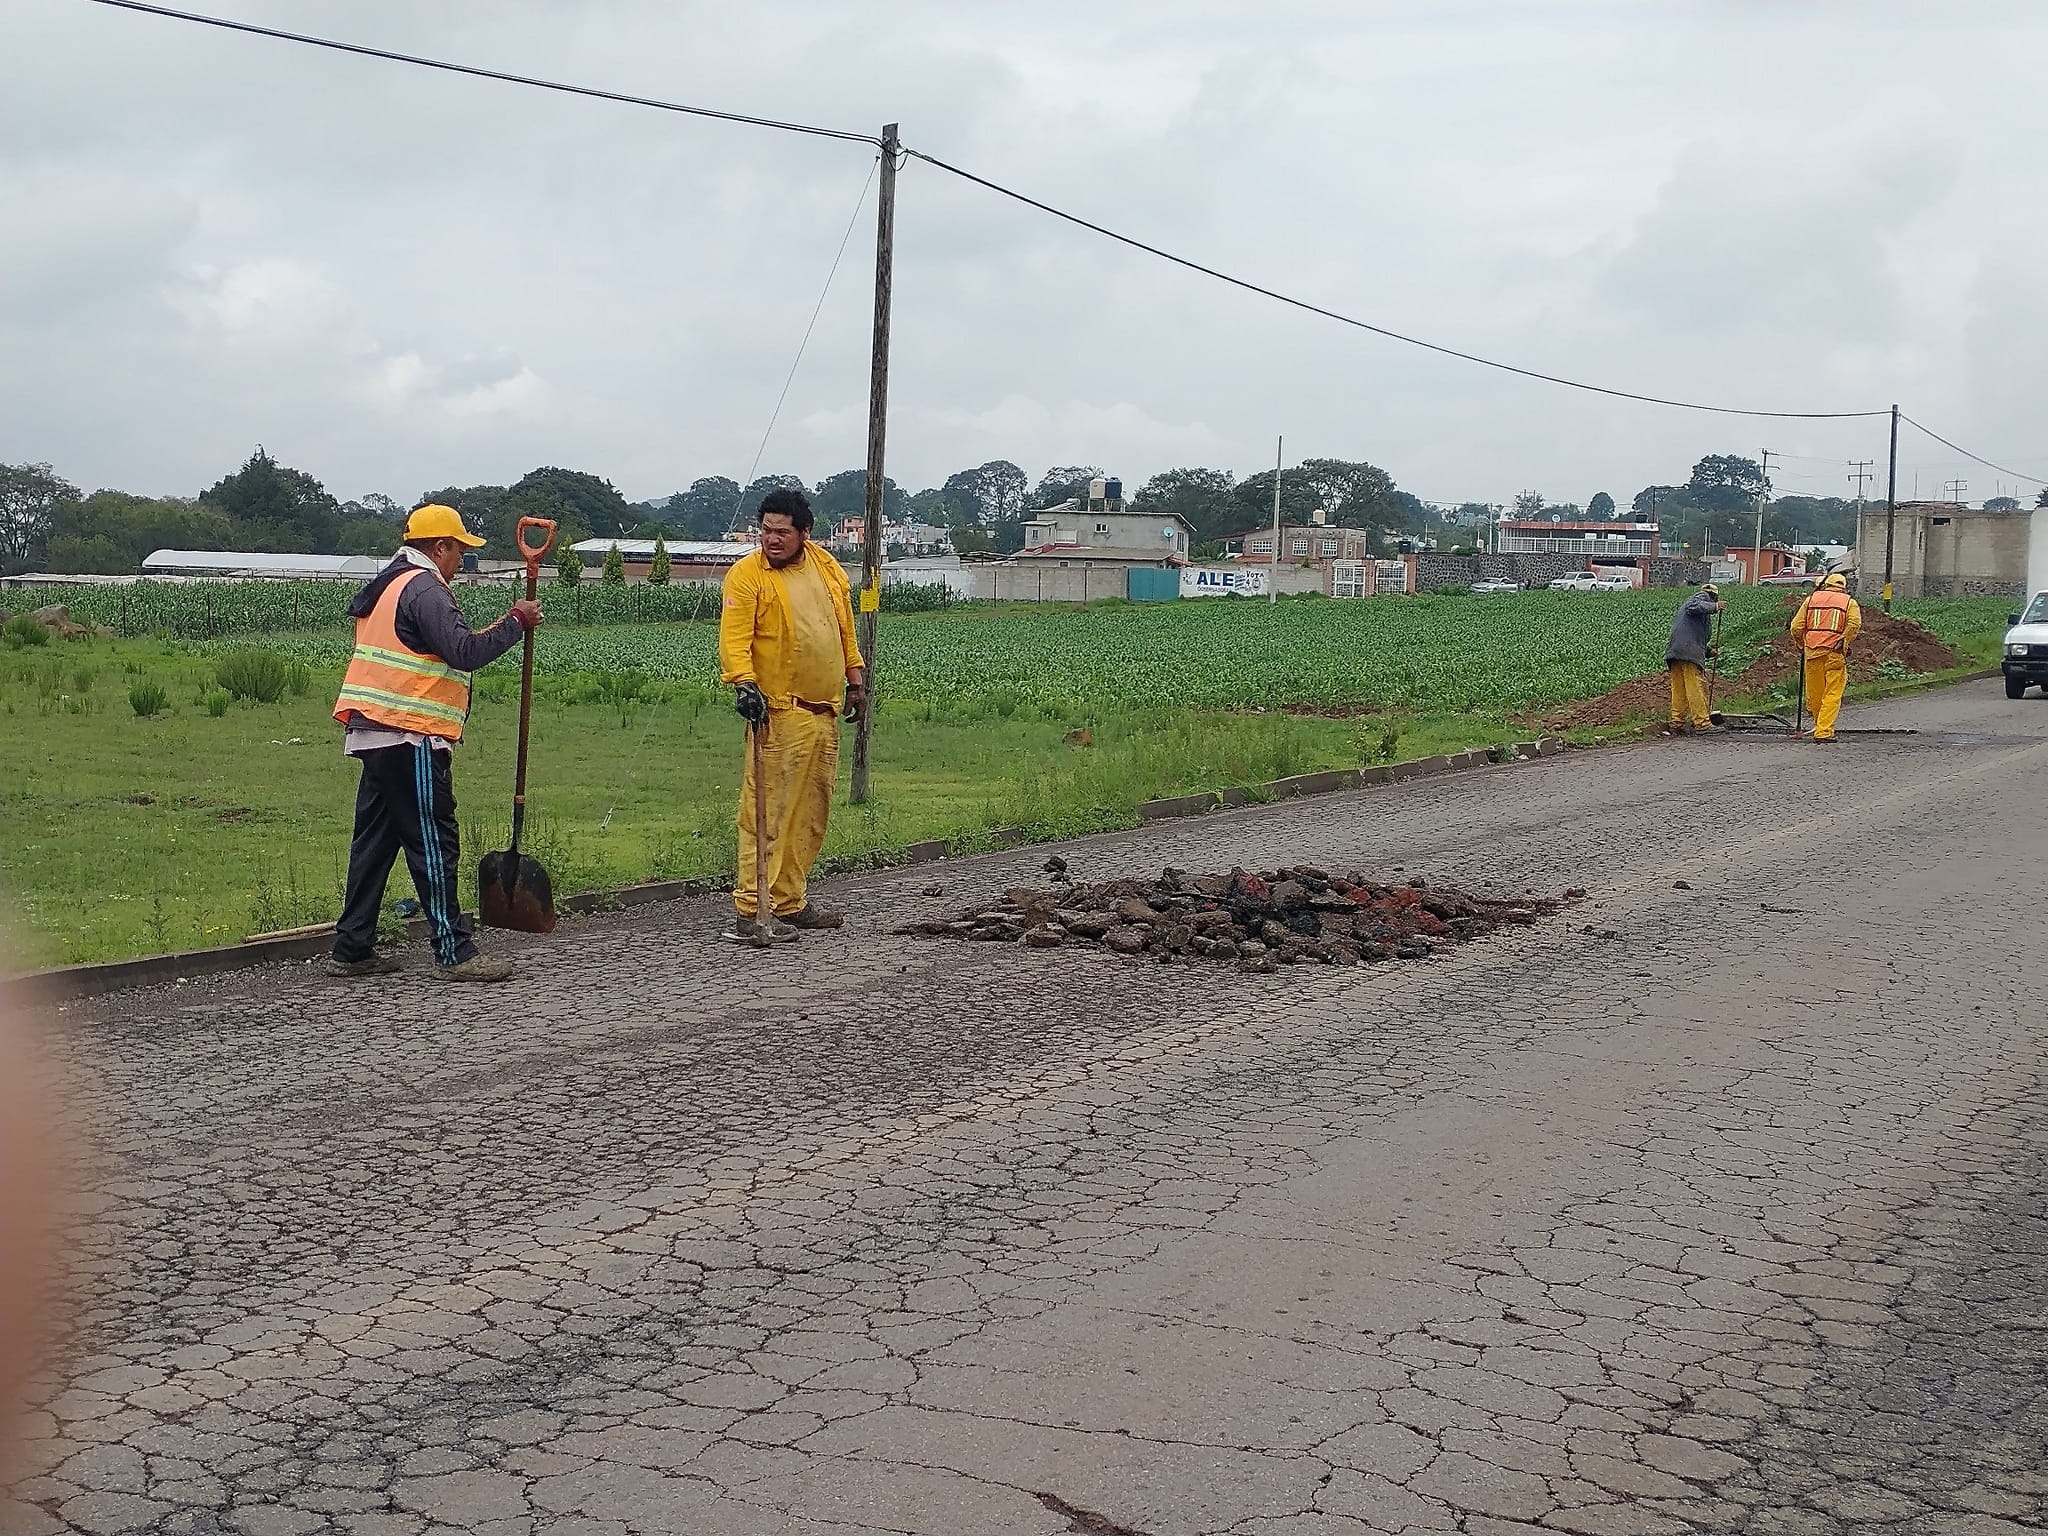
[15,736,1575,1003]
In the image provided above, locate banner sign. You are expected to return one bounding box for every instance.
[1180,565,1269,598]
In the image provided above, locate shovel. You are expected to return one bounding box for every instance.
[737,716,776,948]
[479,516,558,933]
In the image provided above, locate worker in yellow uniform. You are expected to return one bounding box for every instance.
[1790,572,1861,741]
[718,487,866,943]
[1664,582,1725,733]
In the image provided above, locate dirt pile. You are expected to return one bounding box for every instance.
[26,604,111,640]
[900,865,1569,974]
[1539,599,1962,731]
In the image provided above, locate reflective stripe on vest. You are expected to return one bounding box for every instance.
[332,568,472,738]
[1802,588,1851,651]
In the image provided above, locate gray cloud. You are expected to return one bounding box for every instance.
[1,0,2041,510]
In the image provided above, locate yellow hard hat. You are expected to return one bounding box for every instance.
[405,503,486,548]
[1820,572,1848,590]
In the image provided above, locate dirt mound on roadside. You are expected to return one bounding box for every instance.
[1537,598,1961,731]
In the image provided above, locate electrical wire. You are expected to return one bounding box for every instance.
[1897,415,2047,486]
[80,0,881,146]
[903,149,1890,423]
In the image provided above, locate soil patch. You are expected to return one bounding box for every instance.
[901,864,1571,973]
[1536,597,1962,731]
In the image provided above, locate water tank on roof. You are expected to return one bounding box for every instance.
[1089,476,1107,503]
[1105,478,1122,502]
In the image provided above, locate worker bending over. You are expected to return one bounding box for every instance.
[1664,582,1724,733]
[718,488,867,943]
[1791,572,1861,741]
[329,504,541,981]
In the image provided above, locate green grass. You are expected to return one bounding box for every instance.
[0,593,2012,968]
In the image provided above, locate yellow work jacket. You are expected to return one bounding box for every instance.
[332,569,471,740]
[719,544,865,710]
[1791,589,1861,652]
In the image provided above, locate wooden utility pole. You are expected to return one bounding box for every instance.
[850,124,898,805]
[1752,448,1775,584]
[1267,436,1283,605]
[1882,403,1899,611]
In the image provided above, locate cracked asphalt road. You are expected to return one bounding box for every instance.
[9,678,2045,1536]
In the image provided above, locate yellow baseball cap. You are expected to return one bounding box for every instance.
[1820,572,1848,590]
[405,503,487,548]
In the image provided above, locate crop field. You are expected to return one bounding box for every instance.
[0,588,2011,967]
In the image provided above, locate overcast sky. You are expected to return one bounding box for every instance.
[4,0,2044,513]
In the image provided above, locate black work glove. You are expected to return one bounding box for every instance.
[843,682,868,722]
[735,681,767,725]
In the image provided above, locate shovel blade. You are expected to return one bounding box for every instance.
[478,850,557,933]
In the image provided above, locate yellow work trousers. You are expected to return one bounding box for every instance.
[735,705,839,917]
[1804,650,1848,740]
[1667,662,1711,727]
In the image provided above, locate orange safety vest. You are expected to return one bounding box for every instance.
[1800,588,1852,651]
[331,569,472,739]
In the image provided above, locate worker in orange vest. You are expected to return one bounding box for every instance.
[329,505,542,980]
[1789,572,1861,741]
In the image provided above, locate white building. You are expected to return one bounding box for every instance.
[141,550,389,580]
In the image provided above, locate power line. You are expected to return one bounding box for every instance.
[79,0,881,146]
[903,149,1889,423]
[1897,414,2047,485]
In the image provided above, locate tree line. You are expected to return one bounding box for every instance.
[9,447,2035,577]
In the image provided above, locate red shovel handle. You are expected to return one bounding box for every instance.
[517,516,557,580]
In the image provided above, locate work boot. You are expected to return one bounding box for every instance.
[326,952,403,978]
[435,955,514,983]
[724,915,799,945]
[780,905,844,931]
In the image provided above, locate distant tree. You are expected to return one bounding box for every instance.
[41,490,231,574]
[0,462,82,569]
[1588,491,1616,520]
[1687,454,1769,514]
[1296,458,1400,535]
[1544,503,1583,520]
[1511,490,1545,519]
[662,477,743,540]
[554,541,582,586]
[648,534,671,585]
[810,469,909,531]
[1031,466,1103,511]
[2038,486,2048,508]
[1230,467,1322,535]
[941,460,1028,527]
[1984,496,2021,513]
[1131,467,1237,543]
[201,448,341,552]
[502,467,634,552]
[601,542,626,584]
[1631,485,1681,518]
[1766,495,1857,546]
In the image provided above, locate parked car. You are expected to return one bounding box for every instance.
[2002,592,2048,699]
[1588,572,1636,592]
[1757,571,1817,587]
[1470,578,1523,593]
[1548,572,1599,591]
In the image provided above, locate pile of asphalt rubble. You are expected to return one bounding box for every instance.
[902,864,1573,973]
